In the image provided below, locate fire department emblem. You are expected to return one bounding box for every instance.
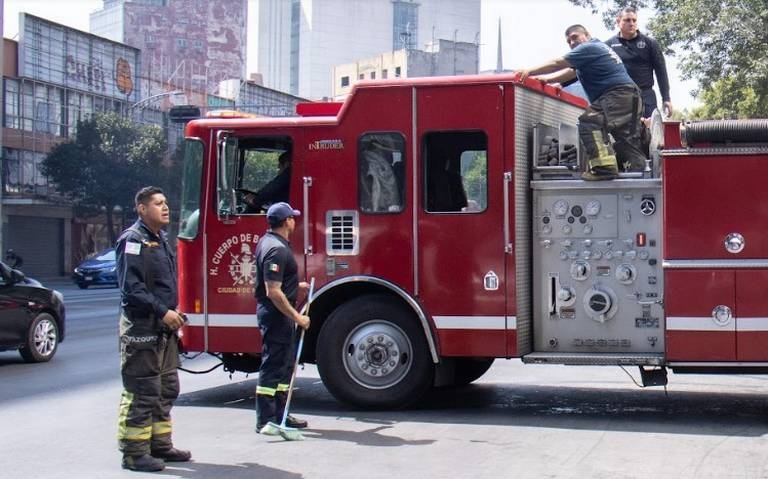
[229,243,256,285]
[208,233,260,292]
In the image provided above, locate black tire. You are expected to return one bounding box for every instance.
[453,358,495,386]
[317,294,434,409]
[19,313,59,363]
[77,283,88,289]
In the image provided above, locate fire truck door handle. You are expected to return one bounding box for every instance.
[503,172,513,254]
[303,176,313,255]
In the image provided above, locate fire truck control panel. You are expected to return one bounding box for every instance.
[532,180,663,356]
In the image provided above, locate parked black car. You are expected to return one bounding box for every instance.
[0,261,65,362]
[72,248,117,289]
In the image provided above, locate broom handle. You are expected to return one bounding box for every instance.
[280,277,314,427]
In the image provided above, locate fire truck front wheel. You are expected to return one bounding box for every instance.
[317,295,434,409]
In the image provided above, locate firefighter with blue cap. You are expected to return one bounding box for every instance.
[253,202,311,434]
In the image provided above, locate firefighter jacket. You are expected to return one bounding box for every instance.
[116,219,178,328]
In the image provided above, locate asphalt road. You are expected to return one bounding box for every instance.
[2,282,768,478]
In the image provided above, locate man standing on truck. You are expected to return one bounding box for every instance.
[607,7,673,118]
[116,186,191,472]
[254,201,311,435]
[517,24,646,179]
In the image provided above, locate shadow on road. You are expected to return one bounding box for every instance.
[298,424,435,447]
[162,461,302,479]
[177,376,768,438]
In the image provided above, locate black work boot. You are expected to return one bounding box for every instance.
[581,165,618,181]
[285,415,308,429]
[151,447,192,462]
[122,454,165,472]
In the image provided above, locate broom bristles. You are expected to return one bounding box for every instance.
[266,420,304,441]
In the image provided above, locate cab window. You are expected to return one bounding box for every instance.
[424,131,487,213]
[358,132,406,213]
[233,137,292,215]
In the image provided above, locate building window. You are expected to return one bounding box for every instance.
[382,69,388,79]
[193,39,203,50]
[424,131,488,213]
[358,73,365,80]
[341,76,350,87]
[3,148,50,197]
[370,72,376,80]
[395,66,401,77]
[392,1,418,50]
[358,133,406,214]
[176,38,187,49]
[4,79,21,129]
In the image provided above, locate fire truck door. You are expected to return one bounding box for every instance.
[415,84,508,357]
[202,133,298,354]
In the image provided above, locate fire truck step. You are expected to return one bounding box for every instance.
[522,352,664,366]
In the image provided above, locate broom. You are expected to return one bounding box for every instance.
[269,277,314,441]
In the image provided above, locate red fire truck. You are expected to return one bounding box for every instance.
[176,73,768,408]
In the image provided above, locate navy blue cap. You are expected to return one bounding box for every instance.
[266,202,301,221]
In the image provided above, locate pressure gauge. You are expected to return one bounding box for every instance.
[553,199,569,216]
[585,199,601,216]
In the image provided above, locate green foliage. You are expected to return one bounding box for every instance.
[42,112,168,242]
[568,0,653,28]
[689,77,768,119]
[568,0,768,117]
[242,150,280,190]
[461,151,487,210]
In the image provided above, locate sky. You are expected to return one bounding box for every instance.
[3,0,698,109]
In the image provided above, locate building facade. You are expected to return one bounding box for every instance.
[3,14,141,278]
[90,0,247,98]
[218,78,307,117]
[257,0,481,100]
[332,39,479,99]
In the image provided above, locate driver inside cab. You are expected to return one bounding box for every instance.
[242,151,291,213]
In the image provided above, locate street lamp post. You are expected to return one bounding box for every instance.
[126,90,184,121]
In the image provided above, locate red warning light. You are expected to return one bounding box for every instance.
[636,232,647,247]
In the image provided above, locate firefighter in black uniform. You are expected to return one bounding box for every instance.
[606,7,673,118]
[116,186,191,472]
[254,202,311,435]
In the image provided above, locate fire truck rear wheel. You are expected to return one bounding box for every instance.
[317,294,434,409]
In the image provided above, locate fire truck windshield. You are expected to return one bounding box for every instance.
[178,138,203,239]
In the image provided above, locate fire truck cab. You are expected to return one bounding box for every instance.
[177,74,768,408]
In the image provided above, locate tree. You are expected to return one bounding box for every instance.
[568,0,768,118]
[42,112,168,243]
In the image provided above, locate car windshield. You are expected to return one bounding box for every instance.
[96,249,116,261]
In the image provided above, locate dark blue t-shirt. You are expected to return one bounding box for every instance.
[254,231,299,343]
[564,38,635,102]
[254,231,299,307]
